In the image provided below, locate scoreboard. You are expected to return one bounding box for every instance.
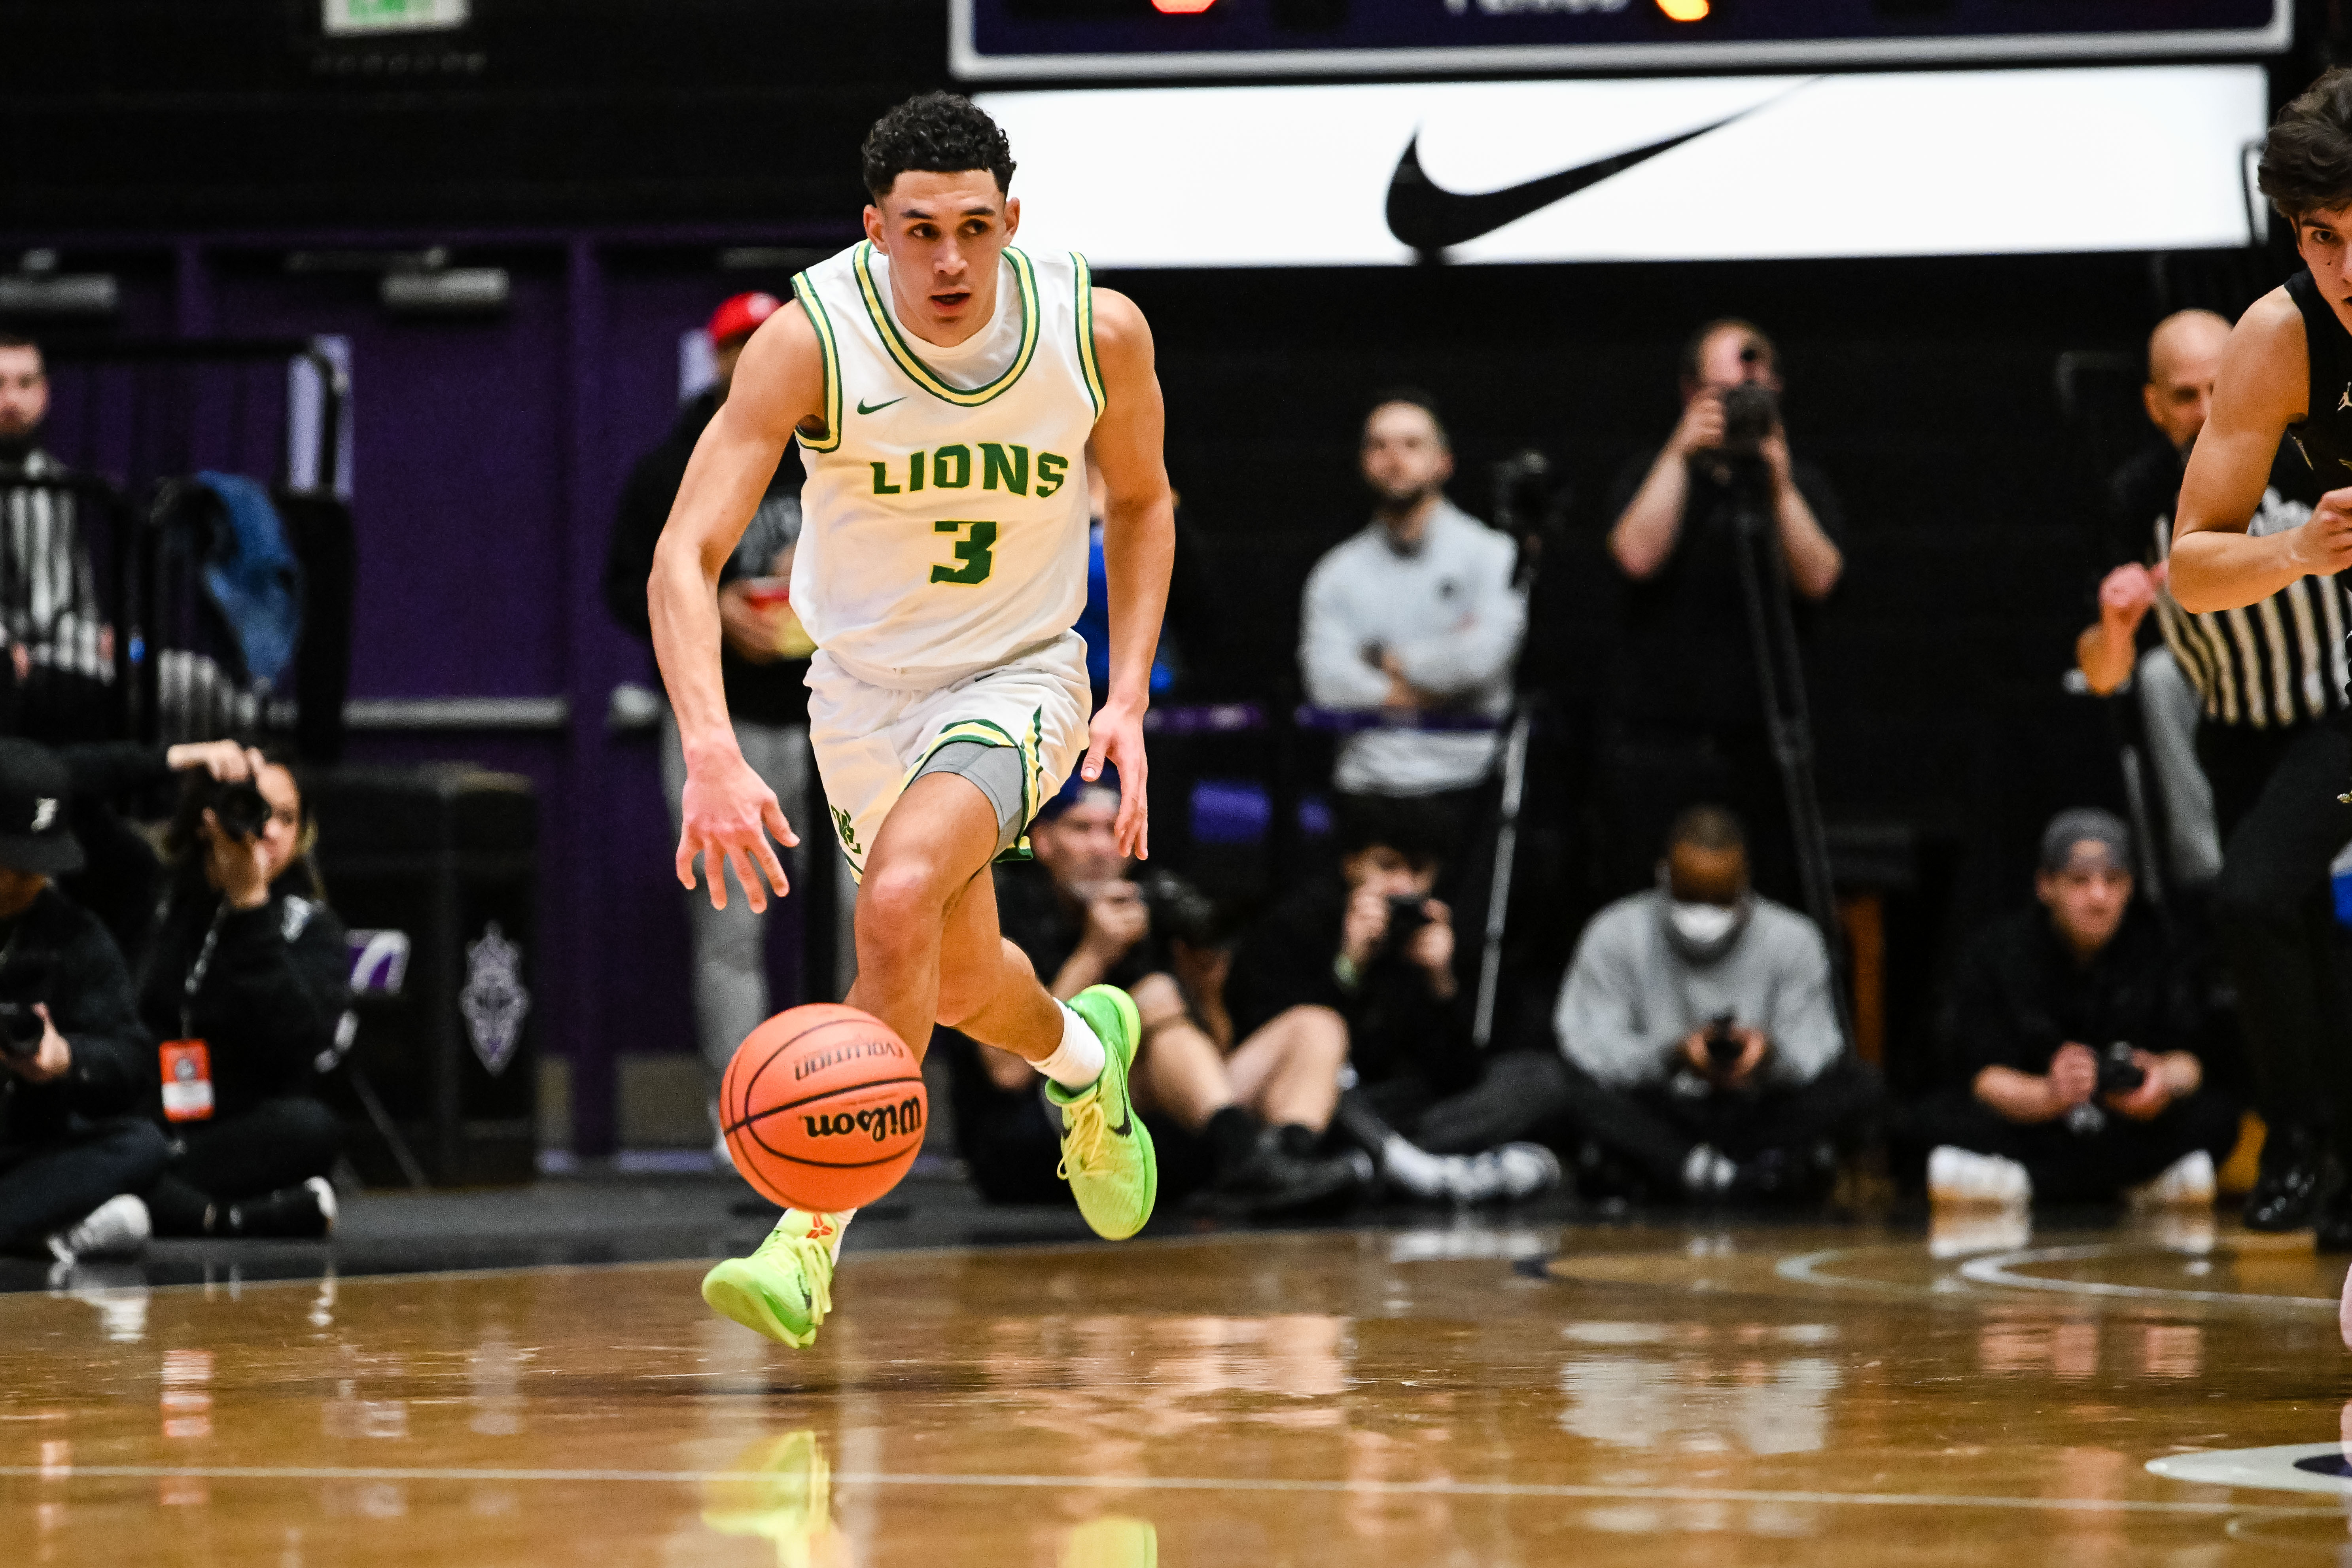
[952,0,2288,81]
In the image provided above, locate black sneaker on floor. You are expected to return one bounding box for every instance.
[226,1177,337,1240]
[1197,1129,1370,1219]
[2243,1125,2324,1232]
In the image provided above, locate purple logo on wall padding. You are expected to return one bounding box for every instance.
[461,922,530,1077]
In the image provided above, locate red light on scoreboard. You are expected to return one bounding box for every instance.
[1152,0,1219,11]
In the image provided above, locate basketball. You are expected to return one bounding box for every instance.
[719,1004,928,1213]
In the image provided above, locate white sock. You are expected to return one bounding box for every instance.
[1037,1002,1108,1092]
[1380,1134,1449,1198]
[780,1208,855,1261]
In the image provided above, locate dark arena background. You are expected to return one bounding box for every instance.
[9,2,2352,1564]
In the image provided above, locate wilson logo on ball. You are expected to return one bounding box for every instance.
[803,1096,926,1143]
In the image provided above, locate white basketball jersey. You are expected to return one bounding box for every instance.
[788,242,1103,690]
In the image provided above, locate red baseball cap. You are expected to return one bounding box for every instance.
[708,291,782,347]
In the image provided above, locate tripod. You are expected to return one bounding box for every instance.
[1722,461,1856,1054]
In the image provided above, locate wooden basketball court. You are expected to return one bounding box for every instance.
[8,1218,2352,1565]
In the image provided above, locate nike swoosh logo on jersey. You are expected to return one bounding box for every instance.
[857,395,906,415]
[1384,103,1772,252]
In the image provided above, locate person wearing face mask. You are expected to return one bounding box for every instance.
[134,758,350,1239]
[1541,804,1871,1203]
[1249,804,1862,1203]
[1917,809,2239,1209]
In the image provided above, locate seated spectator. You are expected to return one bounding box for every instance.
[1299,391,1525,853]
[1387,806,1874,1203]
[0,738,166,1263]
[1599,320,1844,903]
[1555,804,1871,1201]
[944,779,1367,1215]
[0,332,116,743]
[1224,796,1538,1150]
[60,736,280,965]
[137,757,349,1237]
[1919,808,2239,1208]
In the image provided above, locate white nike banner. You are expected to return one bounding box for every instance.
[978,66,2267,267]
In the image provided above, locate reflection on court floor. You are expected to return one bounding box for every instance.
[4,1220,2350,1564]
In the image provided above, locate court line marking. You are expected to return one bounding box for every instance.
[0,1463,2337,1516]
[1777,1243,2337,1314]
[1956,1245,2335,1311]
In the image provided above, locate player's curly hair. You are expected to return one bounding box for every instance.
[2260,68,2352,223]
[861,92,1016,203]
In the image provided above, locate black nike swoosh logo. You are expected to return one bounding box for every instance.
[1108,1106,1133,1138]
[1385,102,1773,253]
[857,395,905,414]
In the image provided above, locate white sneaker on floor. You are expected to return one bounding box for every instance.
[47,1193,151,1263]
[1437,1143,1562,1205]
[1928,1146,2032,1208]
[2126,1150,2216,1209]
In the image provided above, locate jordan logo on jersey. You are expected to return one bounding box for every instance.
[2338,383,2352,413]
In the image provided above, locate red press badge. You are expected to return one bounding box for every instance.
[159,1040,214,1123]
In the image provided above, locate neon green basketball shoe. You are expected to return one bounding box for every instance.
[701,1211,841,1347]
[1048,985,1158,1240]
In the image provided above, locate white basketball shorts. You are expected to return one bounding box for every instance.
[805,630,1090,884]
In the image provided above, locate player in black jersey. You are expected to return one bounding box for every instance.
[2175,70,2352,1283]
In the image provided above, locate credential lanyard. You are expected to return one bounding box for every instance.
[182,903,230,1038]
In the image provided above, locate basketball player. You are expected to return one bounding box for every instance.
[648,93,1174,1345]
[2172,70,2352,1286]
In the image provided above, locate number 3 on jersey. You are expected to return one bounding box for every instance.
[931,520,996,585]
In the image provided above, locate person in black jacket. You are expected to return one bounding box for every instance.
[0,738,166,1262]
[59,736,284,966]
[1915,809,2241,1206]
[602,293,827,1158]
[1226,797,1472,1118]
[137,758,350,1238]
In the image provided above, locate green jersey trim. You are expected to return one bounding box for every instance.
[791,270,844,452]
[851,242,1042,409]
[1072,252,1105,418]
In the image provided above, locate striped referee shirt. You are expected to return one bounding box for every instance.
[2150,482,2349,728]
[0,449,112,681]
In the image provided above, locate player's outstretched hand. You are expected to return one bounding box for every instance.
[1082,699,1150,862]
[2290,486,2352,577]
[676,750,800,912]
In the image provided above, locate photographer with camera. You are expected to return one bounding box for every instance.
[1222,797,1491,1128]
[1919,809,2238,1208]
[1601,320,1844,902]
[1534,804,1871,1203]
[0,738,166,1264]
[943,778,1368,1216]
[133,757,349,1238]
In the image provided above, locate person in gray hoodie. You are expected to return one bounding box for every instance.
[1298,391,1525,851]
[1373,803,1878,1204]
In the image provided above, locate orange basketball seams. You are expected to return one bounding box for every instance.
[720,1004,929,1211]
